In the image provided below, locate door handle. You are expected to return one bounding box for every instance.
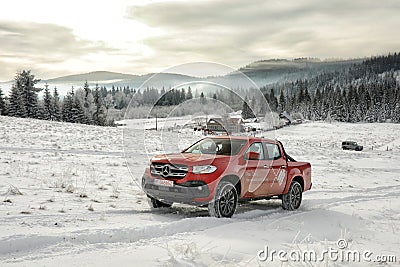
[263,165,271,169]
[281,165,287,169]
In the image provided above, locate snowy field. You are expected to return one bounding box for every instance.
[1,116,400,266]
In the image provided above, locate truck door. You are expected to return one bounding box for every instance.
[263,142,288,195]
[242,142,270,197]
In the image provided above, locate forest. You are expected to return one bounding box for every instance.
[266,53,400,122]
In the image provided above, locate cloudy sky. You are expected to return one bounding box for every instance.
[0,0,399,81]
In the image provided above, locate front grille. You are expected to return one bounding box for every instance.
[151,163,188,179]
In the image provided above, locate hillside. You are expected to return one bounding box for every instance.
[0,57,364,97]
[44,71,196,85]
[231,58,363,83]
[265,53,400,123]
[1,116,399,266]
[44,71,139,83]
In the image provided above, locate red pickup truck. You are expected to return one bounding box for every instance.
[142,136,312,218]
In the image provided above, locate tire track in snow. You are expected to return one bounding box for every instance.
[0,216,228,259]
[0,145,146,157]
[0,204,302,261]
[0,146,124,157]
[0,195,369,263]
[306,184,400,195]
[305,184,400,210]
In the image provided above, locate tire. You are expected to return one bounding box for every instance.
[208,181,238,218]
[282,181,303,210]
[147,196,172,209]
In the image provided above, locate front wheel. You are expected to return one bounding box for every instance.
[208,182,238,218]
[282,181,303,210]
[147,196,172,209]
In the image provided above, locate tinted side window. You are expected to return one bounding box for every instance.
[264,143,282,160]
[244,142,265,160]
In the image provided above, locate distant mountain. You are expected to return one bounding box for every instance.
[101,72,199,88]
[228,58,364,84]
[43,71,197,87]
[44,71,138,83]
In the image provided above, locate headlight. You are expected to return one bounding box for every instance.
[192,165,217,174]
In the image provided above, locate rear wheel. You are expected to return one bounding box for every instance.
[282,181,302,210]
[147,196,172,208]
[208,182,238,218]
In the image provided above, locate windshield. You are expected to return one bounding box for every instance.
[184,138,246,155]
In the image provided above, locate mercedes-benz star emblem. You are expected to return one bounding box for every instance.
[162,165,170,176]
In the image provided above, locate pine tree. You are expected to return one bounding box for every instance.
[311,88,321,120]
[0,87,6,115]
[172,89,179,105]
[278,90,285,113]
[53,87,61,121]
[62,87,75,123]
[303,88,311,103]
[36,102,45,120]
[241,97,256,119]
[71,96,86,124]
[180,88,186,102]
[297,86,304,103]
[164,89,173,105]
[394,96,400,123]
[83,80,90,108]
[93,84,105,125]
[42,84,53,120]
[269,89,278,111]
[8,71,40,118]
[302,88,312,119]
[186,86,193,100]
[103,93,114,124]
[8,83,26,117]
[78,82,94,124]
[16,70,41,118]
[200,92,206,105]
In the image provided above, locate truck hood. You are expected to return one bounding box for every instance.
[151,153,230,166]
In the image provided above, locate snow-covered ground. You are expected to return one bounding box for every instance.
[1,116,399,266]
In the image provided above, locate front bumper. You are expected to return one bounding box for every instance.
[142,176,211,205]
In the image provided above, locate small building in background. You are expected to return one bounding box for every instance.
[279,111,303,126]
[207,115,245,134]
[279,111,294,125]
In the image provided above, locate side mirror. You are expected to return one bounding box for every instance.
[246,151,260,160]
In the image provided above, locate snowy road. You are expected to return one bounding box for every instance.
[1,116,399,266]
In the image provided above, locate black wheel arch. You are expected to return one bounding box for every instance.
[292,176,304,191]
[219,175,241,198]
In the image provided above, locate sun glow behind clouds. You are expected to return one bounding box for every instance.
[0,0,163,80]
[0,1,157,42]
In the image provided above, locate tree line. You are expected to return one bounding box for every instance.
[0,71,231,124]
[0,71,136,126]
[262,53,400,123]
